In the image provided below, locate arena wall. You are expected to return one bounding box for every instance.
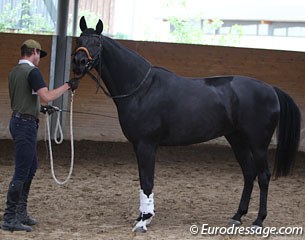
[0,33,304,151]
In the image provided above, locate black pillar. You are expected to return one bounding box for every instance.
[50,0,70,138]
[72,0,79,36]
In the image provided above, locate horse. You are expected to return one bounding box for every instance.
[72,16,301,233]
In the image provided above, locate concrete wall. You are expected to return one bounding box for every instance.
[0,33,304,150]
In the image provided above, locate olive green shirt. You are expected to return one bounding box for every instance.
[9,63,41,118]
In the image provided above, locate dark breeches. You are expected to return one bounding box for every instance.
[10,117,38,182]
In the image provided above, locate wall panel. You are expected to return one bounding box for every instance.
[0,33,304,150]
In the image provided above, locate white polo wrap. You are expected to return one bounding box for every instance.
[139,189,155,215]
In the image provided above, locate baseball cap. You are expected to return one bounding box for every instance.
[22,39,47,58]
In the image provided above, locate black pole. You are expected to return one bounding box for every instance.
[72,0,79,36]
[51,0,70,138]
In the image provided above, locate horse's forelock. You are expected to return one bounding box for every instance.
[82,28,96,35]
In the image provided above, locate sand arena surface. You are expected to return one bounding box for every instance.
[0,140,304,239]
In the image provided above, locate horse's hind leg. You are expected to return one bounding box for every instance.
[251,148,271,227]
[226,133,257,226]
[132,141,157,232]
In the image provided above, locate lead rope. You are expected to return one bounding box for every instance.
[53,106,64,144]
[45,91,75,185]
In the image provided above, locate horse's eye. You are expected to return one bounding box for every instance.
[81,59,86,65]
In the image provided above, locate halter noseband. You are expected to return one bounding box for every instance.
[75,47,93,61]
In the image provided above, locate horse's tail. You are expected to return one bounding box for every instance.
[273,86,301,178]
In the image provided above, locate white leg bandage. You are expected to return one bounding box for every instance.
[139,189,155,215]
[132,190,155,232]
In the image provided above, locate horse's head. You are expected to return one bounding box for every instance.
[72,16,104,77]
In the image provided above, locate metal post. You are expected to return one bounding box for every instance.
[72,0,79,36]
[50,0,70,139]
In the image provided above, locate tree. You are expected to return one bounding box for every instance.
[169,17,243,47]
[161,0,243,47]
[0,3,19,32]
[0,1,54,34]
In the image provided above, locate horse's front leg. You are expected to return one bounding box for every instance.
[132,141,157,233]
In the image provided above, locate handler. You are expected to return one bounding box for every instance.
[1,39,79,232]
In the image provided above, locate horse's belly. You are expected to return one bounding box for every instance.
[160,134,222,146]
[160,114,233,146]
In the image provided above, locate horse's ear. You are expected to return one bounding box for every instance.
[95,19,104,35]
[80,16,88,32]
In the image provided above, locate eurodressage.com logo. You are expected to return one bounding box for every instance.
[189,224,304,238]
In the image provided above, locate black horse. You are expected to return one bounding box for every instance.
[72,17,301,232]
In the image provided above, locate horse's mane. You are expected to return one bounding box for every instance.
[103,36,150,65]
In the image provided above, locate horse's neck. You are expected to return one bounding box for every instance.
[99,37,151,98]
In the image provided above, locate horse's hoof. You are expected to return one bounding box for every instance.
[132,225,147,233]
[228,219,242,226]
[132,214,154,232]
[132,219,148,233]
[145,216,153,226]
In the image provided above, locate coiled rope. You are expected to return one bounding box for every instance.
[45,91,75,185]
